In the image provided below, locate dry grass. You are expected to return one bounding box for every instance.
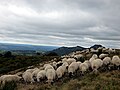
[15,70,120,90]
[60,70,120,90]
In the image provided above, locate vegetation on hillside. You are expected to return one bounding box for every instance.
[8,70,119,90]
[0,48,120,90]
[0,51,58,74]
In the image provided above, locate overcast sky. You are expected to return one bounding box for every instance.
[0,0,120,48]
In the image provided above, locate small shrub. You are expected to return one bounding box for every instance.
[95,83,101,90]
[4,51,12,58]
[0,81,17,90]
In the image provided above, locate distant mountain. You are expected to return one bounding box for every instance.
[90,44,104,50]
[46,46,86,56]
[0,43,58,51]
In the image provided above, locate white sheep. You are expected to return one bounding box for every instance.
[111,55,120,69]
[61,55,70,58]
[79,61,90,74]
[43,64,50,69]
[102,57,111,70]
[102,48,108,53]
[56,62,68,79]
[62,61,68,68]
[90,48,98,53]
[91,54,98,59]
[62,58,68,63]
[75,51,82,54]
[97,47,104,51]
[52,61,57,69]
[25,68,38,73]
[77,61,82,66]
[68,62,79,77]
[84,60,91,70]
[44,64,54,72]
[99,54,108,59]
[46,68,56,84]
[89,54,98,67]
[89,57,96,64]
[103,57,111,66]
[37,70,46,82]
[32,68,40,80]
[74,54,83,60]
[22,71,34,83]
[62,61,69,73]
[108,48,116,54]
[91,59,103,74]
[0,74,22,86]
[84,49,90,54]
[56,66,65,79]
[66,58,76,65]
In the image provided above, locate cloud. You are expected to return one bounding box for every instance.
[0,0,120,48]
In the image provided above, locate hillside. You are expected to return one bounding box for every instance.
[0,45,120,90]
[46,46,86,56]
[90,44,104,49]
[0,43,58,51]
[16,70,120,90]
[46,44,104,56]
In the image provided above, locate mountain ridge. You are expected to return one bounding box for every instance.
[0,43,58,51]
[45,44,104,56]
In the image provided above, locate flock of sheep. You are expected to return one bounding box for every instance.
[0,47,120,87]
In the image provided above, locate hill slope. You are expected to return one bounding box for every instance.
[0,43,58,51]
[46,44,104,56]
[46,46,86,56]
[90,44,104,49]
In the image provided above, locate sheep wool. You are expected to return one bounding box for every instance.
[68,62,79,76]
[112,55,120,66]
[44,64,54,72]
[91,59,103,73]
[99,54,108,59]
[84,60,91,68]
[25,68,39,73]
[56,64,67,79]
[22,71,34,83]
[77,61,82,66]
[37,70,46,82]
[52,61,57,69]
[74,54,83,60]
[103,57,111,65]
[46,69,56,84]
[67,58,76,65]
[62,58,68,63]
[0,75,21,85]
[79,62,89,74]
[91,54,98,59]
[32,68,40,79]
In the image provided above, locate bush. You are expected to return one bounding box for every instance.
[0,81,17,90]
[4,51,12,58]
[45,52,58,56]
[0,55,58,74]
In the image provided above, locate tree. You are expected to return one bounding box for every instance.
[36,52,41,55]
[0,53,2,57]
[45,52,58,56]
[4,51,12,57]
